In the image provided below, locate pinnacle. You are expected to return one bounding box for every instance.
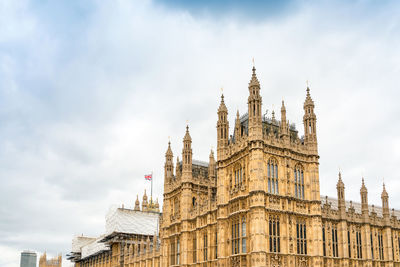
[218,94,227,113]
[360,177,367,192]
[184,125,192,141]
[209,149,214,158]
[382,182,388,197]
[304,86,314,107]
[166,140,173,157]
[249,66,260,87]
[337,171,344,187]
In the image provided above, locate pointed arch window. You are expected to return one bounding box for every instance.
[231,215,246,255]
[242,217,247,253]
[356,228,362,259]
[233,164,244,188]
[294,165,305,199]
[378,230,384,260]
[267,158,279,194]
[296,220,307,255]
[332,224,338,257]
[269,215,280,253]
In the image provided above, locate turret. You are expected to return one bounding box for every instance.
[360,178,368,215]
[155,198,160,212]
[336,172,346,216]
[381,183,389,218]
[280,100,289,139]
[208,149,216,179]
[303,86,317,151]
[175,156,181,178]
[142,189,148,211]
[234,110,241,142]
[134,195,140,211]
[247,65,262,139]
[182,125,192,181]
[164,141,174,188]
[217,94,229,159]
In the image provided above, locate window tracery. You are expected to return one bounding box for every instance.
[268,158,279,194]
[294,165,305,199]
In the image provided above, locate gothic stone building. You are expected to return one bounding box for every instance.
[69,66,400,267]
[160,66,400,267]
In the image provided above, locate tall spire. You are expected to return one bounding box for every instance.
[182,125,192,179]
[217,93,229,160]
[381,182,389,218]
[208,149,216,178]
[248,65,262,140]
[175,156,181,178]
[280,100,288,139]
[164,140,174,186]
[303,85,317,151]
[234,110,241,141]
[360,178,368,215]
[336,171,345,214]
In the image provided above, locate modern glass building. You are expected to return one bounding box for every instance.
[20,251,37,267]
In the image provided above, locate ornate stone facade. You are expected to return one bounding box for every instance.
[160,66,400,267]
[69,66,400,267]
[39,253,62,267]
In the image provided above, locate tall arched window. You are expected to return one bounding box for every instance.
[294,165,305,199]
[269,215,280,253]
[267,158,279,194]
[231,215,247,255]
[233,164,244,188]
[242,217,247,253]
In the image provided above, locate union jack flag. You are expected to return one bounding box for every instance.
[144,174,152,181]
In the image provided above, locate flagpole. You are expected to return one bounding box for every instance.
[151,171,153,204]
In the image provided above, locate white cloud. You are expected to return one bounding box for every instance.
[1,0,400,264]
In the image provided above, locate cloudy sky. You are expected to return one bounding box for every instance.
[1,0,400,266]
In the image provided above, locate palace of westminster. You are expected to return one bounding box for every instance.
[68,66,400,267]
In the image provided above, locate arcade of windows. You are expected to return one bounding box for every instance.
[267,159,279,194]
[320,225,397,260]
[231,216,247,255]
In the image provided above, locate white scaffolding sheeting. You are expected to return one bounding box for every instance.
[105,207,159,236]
[81,235,108,259]
[71,236,96,253]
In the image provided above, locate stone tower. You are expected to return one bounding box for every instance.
[303,86,317,153]
[217,94,229,160]
[164,141,174,190]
